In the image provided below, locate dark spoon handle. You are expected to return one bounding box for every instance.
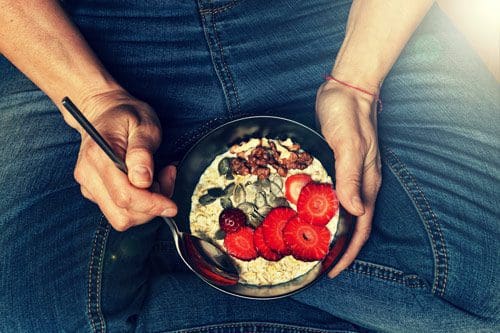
[61,97,128,174]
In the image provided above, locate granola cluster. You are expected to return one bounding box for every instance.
[230,140,313,179]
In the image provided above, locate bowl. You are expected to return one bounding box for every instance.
[171,116,353,299]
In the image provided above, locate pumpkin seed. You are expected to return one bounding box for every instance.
[214,230,226,240]
[254,191,267,208]
[247,211,263,228]
[233,184,246,204]
[237,202,257,215]
[207,187,226,198]
[217,157,232,176]
[257,205,272,217]
[199,194,217,205]
[224,182,235,196]
[271,196,289,207]
[270,181,282,196]
[220,197,233,209]
[269,173,283,188]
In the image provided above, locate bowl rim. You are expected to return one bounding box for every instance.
[171,115,353,300]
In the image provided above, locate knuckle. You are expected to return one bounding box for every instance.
[73,168,83,184]
[111,215,132,232]
[112,189,131,208]
[83,143,101,163]
[80,186,91,199]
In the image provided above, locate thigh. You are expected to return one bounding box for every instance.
[0,58,162,332]
[199,1,499,331]
[295,4,499,331]
[0,62,97,331]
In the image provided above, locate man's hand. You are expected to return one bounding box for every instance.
[71,89,177,231]
[316,80,382,278]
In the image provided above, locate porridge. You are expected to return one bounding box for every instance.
[189,138,339,286]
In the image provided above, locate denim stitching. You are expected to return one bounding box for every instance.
[87,215,110,333]
[381,145,448,297]
[198,0,239,15]
[172,117,222,151]
[173,109,276,155]
[347,260,428,289]
[211,15,241,114]
[198,1,242,117]
[169,321,357,333]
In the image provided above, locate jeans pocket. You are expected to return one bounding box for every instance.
[348,260,429,290]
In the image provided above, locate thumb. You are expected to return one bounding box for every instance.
[334,145,365,216]
[125,128,159,188]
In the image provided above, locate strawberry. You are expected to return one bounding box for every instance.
[261,207,296,254]
[219,208,246,233]
[285,174,313,205]
[224,227,258,261]
[283,216,331,261]
[297,182,338,226]
[254,226,283,261]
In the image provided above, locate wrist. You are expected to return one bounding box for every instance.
[329,67,382,96]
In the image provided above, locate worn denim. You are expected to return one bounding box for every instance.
[0,0,498,332]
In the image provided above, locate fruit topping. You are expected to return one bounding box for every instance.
[223,227,258,261]
[283,216,331,261]
[297,183,338,226]
[261,207,296,254]
[254,226,283,261]
[219,208,247,233]
[285,173,313,205]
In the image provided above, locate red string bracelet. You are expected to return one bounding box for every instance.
[325,75,382,113]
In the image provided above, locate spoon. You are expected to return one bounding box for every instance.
[61,97,239,285]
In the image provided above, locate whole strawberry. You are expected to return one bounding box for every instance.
[219,208,247,233]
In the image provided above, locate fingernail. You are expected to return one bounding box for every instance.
[351,196,365,214]
[167,166,177,181]
[132,166,151,184]
[161,207,177,217]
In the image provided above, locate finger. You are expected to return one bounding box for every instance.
[100,162,177,217]
[158,165,177,198]
[328,162,381,278]
[334,140,366,216]
[79,167,157,231]
[80,185,95,202]
[327,212,372,278]
[125,124,161,188]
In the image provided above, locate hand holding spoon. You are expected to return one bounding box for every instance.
[61,97,239,285]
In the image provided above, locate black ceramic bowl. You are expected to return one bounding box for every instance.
[171,116,353,299]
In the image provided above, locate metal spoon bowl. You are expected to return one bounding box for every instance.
[61,97,240,287]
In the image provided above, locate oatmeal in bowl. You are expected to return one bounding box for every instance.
[190,138,339,286]
[171,116,353,299]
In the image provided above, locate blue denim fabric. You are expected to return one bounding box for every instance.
[0,0,499,332]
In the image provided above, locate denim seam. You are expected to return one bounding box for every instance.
[347,260,428,289]
[381,145,448,297]
[87,215,110,333]
[168,321,357,333]
[198,0,239,15]
[172,116,223,153]
[172,109,278,155]
[212,14,241,115]
[198,2,241,117]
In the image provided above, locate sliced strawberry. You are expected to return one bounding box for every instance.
[283,216,331,261]
[285,174,313,205]
[297,183,338,226]
[224,227,257,261]
[254,226,283,261]
[261,207,296,255]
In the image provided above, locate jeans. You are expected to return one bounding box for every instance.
[0,0,498,332]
